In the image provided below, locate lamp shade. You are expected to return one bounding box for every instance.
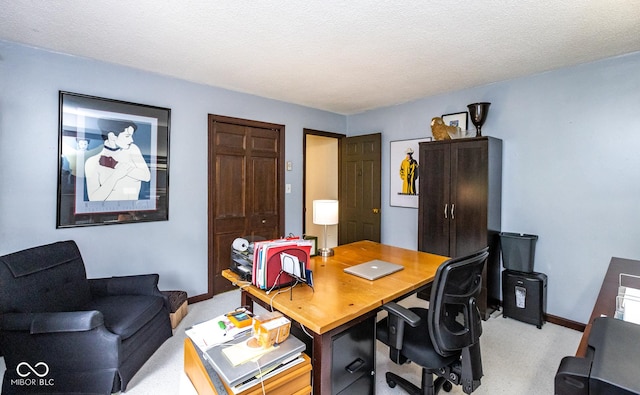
[313,200,339,225]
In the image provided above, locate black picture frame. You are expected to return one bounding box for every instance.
[442,111,468,131]
[303,235,318,256]
[57,91,170,228]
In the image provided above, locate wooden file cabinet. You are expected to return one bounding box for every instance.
[183,338,312,395]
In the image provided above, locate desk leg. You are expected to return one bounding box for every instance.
[241,291,253,313]
[312,331,332,395]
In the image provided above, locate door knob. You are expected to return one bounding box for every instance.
[372,208,380,214]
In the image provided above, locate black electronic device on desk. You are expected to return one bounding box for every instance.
[555,317,640,394]
[230,235,264,282]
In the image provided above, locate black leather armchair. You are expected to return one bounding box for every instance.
[376,247,489,395]
[0,240,172,394]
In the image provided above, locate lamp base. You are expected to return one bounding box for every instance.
[318,247,334,257]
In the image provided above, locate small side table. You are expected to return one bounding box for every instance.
[183,338,312,395]
[162,290,188,329]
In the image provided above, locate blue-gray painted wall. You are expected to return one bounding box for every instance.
[0,40,345,298]
[349,51,640,323]
[2,39,639,323]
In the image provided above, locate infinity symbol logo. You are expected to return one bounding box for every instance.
[16,362,49,378]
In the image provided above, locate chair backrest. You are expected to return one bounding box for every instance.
[0,240,92,314]
[428,247,489,357]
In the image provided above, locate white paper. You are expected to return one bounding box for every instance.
[185,314,252,352]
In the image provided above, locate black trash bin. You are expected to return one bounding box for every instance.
[499,232,538,273]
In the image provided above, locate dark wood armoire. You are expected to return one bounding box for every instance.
[417,136,502,319]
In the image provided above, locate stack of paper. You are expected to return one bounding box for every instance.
[252,237,312,290]
[185,314,253,352]
[222,338,275,366]
[204,334,307,394]
[616,286,640,325]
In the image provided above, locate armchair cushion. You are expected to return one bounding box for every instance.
[0,241,91,313]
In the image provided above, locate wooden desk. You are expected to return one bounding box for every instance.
[576,257,640,357]
[222,240,448,395]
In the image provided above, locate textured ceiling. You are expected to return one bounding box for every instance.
[1,1,640,114]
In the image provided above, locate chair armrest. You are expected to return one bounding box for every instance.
[382,302,421,326]
[1,311,104,333]
[381,302,421,351]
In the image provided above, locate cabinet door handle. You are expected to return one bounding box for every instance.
[451,204,455,220]
[444,204,448,219]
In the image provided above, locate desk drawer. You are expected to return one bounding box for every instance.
[336,374,372,395]
[331,316,375,395]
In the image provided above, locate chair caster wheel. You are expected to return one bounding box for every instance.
[387,379,396,388]
[443,380,453,392]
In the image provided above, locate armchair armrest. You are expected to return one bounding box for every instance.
[90,273,161,296]
[1,311,104,333]
[89,273,169,309]
[381,302,421,351]
[0,311,120,376]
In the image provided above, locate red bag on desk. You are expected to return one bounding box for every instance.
[252,238,311,291]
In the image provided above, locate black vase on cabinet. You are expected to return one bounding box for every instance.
[417,137,502,320]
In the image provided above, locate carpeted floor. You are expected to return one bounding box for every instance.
[0,289,581,394]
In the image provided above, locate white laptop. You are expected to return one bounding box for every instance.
[344,260,404,280]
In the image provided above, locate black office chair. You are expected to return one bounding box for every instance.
[376,247,489,395]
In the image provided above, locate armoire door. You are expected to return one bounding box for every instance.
[208,115,284,296]
[418,142,450,256]
[449,139,489,257]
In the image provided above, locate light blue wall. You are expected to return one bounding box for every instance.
[2,39,639,323]
[0,40,345,297]
[347,51,640,323]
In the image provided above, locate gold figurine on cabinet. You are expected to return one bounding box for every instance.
[430,117,459,141]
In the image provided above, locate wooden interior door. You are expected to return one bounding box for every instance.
[339,133,381,244]
[208,115,284,297]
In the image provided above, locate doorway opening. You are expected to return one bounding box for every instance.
[303,129,343,251]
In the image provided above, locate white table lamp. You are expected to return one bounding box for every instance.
[313,200,339,257]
